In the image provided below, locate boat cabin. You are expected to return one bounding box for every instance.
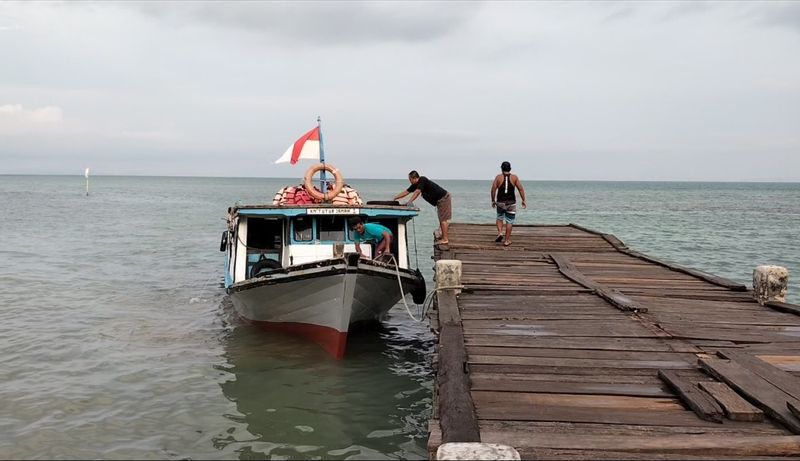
[223,204,419,288]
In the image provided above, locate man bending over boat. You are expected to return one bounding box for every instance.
[348,217,393,260]
[393,171,451,245]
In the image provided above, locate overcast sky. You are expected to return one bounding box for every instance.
[1,1,798,180]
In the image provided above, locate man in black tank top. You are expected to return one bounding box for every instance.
[491,161,527,246]
[394,170,452,244]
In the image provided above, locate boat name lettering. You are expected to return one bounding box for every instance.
[306,208,360,215]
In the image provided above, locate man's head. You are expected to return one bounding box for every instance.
[501,161,511,173]
[408,170,420,185]
[348,216,364,233]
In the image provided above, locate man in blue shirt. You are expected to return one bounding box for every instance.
[348,216,393,259]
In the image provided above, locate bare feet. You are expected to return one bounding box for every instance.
[503,240,512,247]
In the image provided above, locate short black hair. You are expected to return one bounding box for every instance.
[348,216,363,227]
[501,161,511,172]
[408,170,420,179]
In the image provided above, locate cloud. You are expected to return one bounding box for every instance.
[749,2,800,33]
[0,104,63,133]
[129,1,480,46]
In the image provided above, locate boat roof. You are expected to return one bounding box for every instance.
[230,204,420,218]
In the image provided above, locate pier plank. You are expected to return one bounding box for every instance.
[698,381,764,422]
[658,370,724,423]
[429,223,800,459]
[716,350,800,401]
[698,357,800,433]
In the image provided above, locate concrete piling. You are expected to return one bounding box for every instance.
[753,265,789,305]
[436,442,521,460]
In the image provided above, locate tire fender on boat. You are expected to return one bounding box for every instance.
[304,163,344,202]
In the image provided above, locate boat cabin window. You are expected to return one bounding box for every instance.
[317,216,346,242]
[292,217,313,242]
[348,217,400,256]
[246,218,284,278]
[247,218,283,250]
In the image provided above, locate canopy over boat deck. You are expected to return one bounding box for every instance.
[429,223,800,460]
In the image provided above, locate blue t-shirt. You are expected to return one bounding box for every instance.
[353,223,392,243]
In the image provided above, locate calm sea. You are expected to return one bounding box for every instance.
[1,175,798,459]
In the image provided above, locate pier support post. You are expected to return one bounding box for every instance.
[436,442,520,460]
[435,260,462,293]
[753,265,789,305]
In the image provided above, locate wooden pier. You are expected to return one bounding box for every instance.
[428,223,800,460]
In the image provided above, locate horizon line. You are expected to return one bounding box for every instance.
[1,173,799,184]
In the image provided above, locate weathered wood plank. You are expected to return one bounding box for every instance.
[757,355,800,372]
[471,354,693,370]
[436,288,461,324]
[479,432,800,456]
[567,223,748,291]
[463,335,675,351]
[465,346,695,362]
[470,377,670,397]
[514,448,793,461]
[789,401,800,420]
[716,350,800,401]
[469,363,665,376]
[551,253,645,313]
[698,357,800,433]
[477,420,789,436]
[470,372,664,385]
[472,390,682,410]
[474,402,724,427]
[658,370,724,423]
[698,381,764,422]
[435,288,479,443]
[765,301,800,317]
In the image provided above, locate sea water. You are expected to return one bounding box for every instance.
[1,175,798,459]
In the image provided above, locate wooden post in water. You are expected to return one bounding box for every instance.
[753,265,789,305]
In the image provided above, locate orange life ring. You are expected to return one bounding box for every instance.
[303,163,344,202]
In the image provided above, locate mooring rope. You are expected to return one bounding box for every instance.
[386,255,463,323]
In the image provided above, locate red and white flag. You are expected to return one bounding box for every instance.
[275,126,321,164]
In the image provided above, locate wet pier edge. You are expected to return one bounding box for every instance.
[427,223,800,460]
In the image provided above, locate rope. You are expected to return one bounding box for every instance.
[386,255,464,323]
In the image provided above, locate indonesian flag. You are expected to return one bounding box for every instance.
[275,126,321,164]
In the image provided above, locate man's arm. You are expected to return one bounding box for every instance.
[355,242,363,256]
[376,232,393,256]
[404,190,422,205]
[514,175,527,208]
[393,189,410,201]
[490,175,499,208]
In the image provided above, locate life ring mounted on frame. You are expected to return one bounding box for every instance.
[303,163,344,202]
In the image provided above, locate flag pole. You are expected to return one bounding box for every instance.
[317,116,327,195]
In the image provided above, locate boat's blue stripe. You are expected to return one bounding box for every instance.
[236,208,418,218]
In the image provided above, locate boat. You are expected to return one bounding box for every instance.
[219,121,426,359]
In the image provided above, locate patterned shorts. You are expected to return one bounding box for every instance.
[436,193,452,223]
[496,201,516,224]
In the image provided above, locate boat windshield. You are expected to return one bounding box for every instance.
[293,216,313,242]
[317,216,347,241]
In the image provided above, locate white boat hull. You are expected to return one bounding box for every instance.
[227,256,423,358]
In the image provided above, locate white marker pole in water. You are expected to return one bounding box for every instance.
[85,167,90,196]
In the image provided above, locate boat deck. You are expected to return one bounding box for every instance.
[428,223,800,460]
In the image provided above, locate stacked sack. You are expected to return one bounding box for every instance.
[330,184,363,206]
[272,184,364,206]
[272,184,316,205]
